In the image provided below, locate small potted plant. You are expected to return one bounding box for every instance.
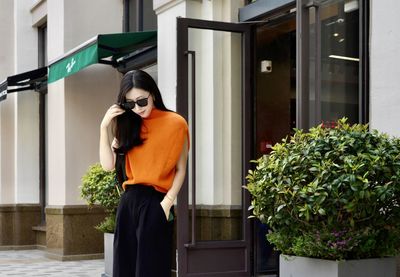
[246,118,400,277]
[81,163,122,277]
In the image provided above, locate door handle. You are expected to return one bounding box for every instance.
[184,50,197,247]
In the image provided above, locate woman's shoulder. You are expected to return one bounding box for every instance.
[162,111,188,127]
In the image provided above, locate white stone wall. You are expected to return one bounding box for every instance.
[47,0,123,205]
[47,0,67,205]
[63,0,123,205]
[156,0,187,110]
[14,0,40,204]
[0,0,16,204]
[0,0,40,204]
[370,0,400,136]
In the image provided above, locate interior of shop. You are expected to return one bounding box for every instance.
[253,2,359,274]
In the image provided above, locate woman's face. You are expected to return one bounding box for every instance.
[125,87,155,118]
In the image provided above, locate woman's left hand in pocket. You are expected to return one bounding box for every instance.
[160,199,172,220]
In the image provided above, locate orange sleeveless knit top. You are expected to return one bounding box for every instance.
[122,108,189,193]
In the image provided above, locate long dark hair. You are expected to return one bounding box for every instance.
[113,70,169,185]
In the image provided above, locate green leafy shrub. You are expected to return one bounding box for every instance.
[246,118,400,260]
[80,163,122,233]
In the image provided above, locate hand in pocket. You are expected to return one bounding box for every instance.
[160,200,171,221]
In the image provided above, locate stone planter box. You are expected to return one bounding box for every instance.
[280,254,396,277]
[102,233,114,277]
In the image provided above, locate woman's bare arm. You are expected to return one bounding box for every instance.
[99,104,124,171]
[160,137,189,217]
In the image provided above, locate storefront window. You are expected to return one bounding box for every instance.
[127,0,157,32]
[321,0,359,124]
[298,0,367,128]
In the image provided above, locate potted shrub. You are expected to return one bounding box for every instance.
[81,163,122,277]
[246,118,400,277]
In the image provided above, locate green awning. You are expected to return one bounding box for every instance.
[48,31,157,83]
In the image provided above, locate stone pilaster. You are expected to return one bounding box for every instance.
[0,204,41,249]
[45,205,107,261]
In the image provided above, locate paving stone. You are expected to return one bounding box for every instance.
[0,250,104,277]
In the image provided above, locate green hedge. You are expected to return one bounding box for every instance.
[246,118,400,260]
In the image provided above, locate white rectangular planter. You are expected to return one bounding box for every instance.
[102,232,114,277]
[280,254,396,277]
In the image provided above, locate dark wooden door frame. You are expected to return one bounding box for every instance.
[176,17,254,276]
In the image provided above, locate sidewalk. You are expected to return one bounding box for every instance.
[0,249,104,277]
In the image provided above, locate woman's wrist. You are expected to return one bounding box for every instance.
[160,198,174,211]
[165,194,175,203]
[100,122,109,130]
[162,196,174,208]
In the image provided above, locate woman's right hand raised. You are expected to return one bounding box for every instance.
[100,104,125,129]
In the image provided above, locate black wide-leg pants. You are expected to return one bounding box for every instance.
[113,185,174,277]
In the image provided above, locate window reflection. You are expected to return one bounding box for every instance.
[320,0,359,124]
[309,0,360,126]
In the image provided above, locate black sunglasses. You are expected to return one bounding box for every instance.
[120,94,151,110]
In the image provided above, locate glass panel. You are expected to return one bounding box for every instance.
[308,0,360,126]
[320,0,359,124]
[128,0,137,32]
[308,7,317,127]
[143,0,157,31]
[38,26,47,67]
[188,29,243,241]
[129,0,157,31]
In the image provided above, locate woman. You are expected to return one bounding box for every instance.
[99,70,189,277]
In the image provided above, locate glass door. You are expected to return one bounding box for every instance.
[177,18,253,276]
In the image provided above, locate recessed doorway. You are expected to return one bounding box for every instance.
[254,11,297,277]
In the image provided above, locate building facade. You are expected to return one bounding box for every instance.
[0,0,399,276]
